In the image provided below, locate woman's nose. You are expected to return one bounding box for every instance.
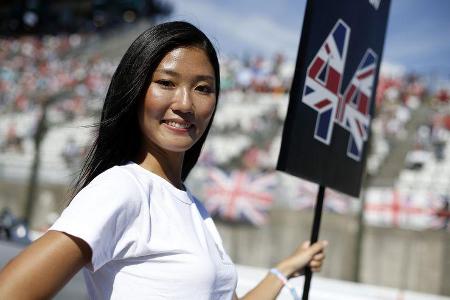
[172,87,193,113]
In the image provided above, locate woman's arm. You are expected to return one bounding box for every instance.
[234,240,327,300]
[0,230,91,299]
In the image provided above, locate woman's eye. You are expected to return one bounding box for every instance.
[156,80,173,87]
[196,85,213,94]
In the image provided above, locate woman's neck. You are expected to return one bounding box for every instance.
[135,148,185,190]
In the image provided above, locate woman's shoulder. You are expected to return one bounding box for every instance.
[76,165,145,206]
[88,165,136,187]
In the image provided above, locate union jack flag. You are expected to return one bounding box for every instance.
[303,19,349,145]
[204,168,276,226]
[302,19,378,161]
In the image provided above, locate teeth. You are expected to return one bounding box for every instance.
[167,121,191,129]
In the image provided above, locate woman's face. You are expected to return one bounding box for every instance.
[138,46,216,154]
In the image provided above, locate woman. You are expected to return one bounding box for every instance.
[0,21,327,299]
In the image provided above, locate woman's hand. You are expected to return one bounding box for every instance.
[236,240,328,300]
[275,240,328,278]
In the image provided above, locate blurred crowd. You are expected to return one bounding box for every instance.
[404,92,450,170]
[219,53,294,94]
[367,75,449,175]
[0,35,116,165]
[1,34,450,176]
[375,75,426,140]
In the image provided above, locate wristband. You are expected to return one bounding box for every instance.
[270,268,300,300]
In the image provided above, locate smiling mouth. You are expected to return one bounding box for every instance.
[162,120,193,129]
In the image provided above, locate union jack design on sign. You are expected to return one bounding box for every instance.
[204,168,276,226]
[303,19,378,161]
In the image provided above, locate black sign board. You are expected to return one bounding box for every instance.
[277,0,391,197]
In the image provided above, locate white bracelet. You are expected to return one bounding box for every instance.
[270,268,300,300]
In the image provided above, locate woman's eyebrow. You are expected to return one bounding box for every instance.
[154,69,214,82]
[195,75,215,82]
[154,69,179,77]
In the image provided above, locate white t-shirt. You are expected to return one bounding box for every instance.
[49,162,238,299]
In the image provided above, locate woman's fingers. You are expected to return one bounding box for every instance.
[278,240,328,278]
[304,240,328,260]
[313,252,325,261]
[306,241,327,273]
[309,259,322,268]
[309,261,323,272]
[299,241,310,250]
[308,250,325,273]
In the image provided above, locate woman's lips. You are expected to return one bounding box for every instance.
[165,120,192,129]
[162,119,194,133]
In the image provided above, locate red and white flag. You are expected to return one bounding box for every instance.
[364,188,446,230]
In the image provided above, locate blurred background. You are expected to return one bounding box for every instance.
[0,0,449,299]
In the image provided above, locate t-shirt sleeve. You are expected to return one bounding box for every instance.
[49,167,143,272]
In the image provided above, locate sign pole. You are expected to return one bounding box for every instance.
[302,184,326,300]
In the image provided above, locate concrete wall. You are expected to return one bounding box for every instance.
[216,209,450,296]
[360,226,449,295]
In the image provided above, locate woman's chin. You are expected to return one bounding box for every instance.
[163,142,196,153]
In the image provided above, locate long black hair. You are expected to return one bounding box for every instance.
[72,21,220,196]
